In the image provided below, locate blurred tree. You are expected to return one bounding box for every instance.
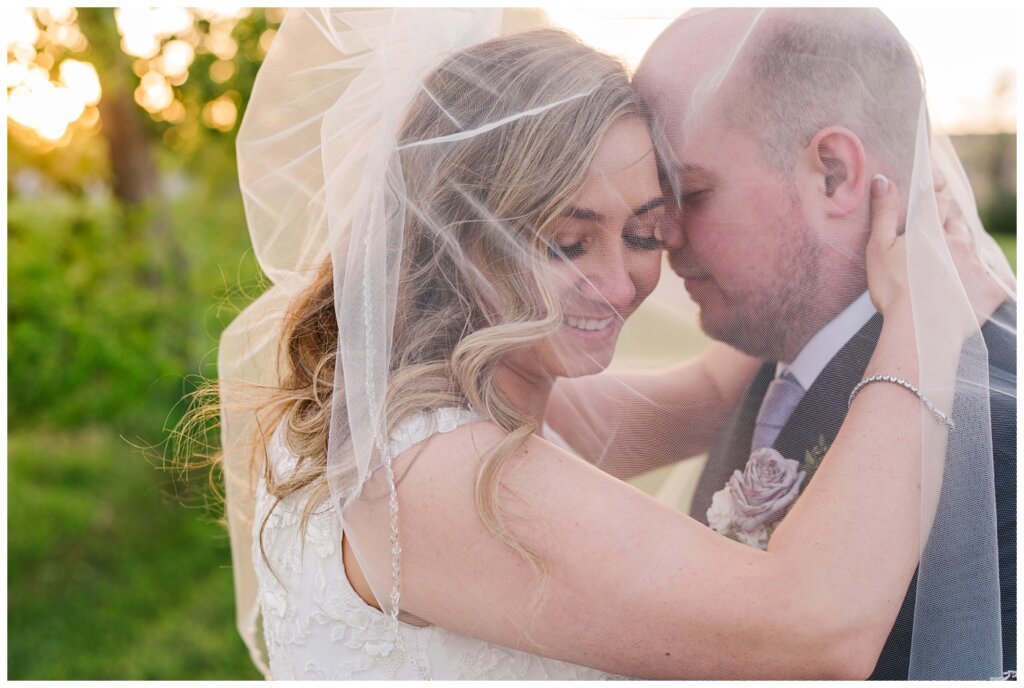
[7,7,283,198]
[76,8,159,205]
[7,7,282,429]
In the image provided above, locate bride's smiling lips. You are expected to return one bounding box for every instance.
[561,311,622,340]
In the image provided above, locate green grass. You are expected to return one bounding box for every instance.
[8,426,262,680]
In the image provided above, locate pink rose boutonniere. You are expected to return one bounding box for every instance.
[707,447,806,550]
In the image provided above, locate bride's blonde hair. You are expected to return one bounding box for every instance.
[179,29,638,571]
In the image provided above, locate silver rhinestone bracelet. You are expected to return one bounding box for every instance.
[848,374,955,430]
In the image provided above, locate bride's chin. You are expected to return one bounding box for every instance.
[551,346,616,378]
[560,363,610,379]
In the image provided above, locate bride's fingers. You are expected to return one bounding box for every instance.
[935,193,951,226]
[939,206,1007,325]
[937,190,962,228]
[941,191,964,224]
[932,165,948,195]
[868,174,900,249]
[941,198,977,257]
[944,214,972,242]
[865,174,910,314]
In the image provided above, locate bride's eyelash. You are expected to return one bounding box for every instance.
[548,234,662,260]
[625,235,663,251]
[548,242,586,259]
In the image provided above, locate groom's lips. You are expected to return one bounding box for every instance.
[668,253,715,299]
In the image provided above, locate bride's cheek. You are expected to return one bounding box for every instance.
[547,263,585,297]
[634,252,662,302]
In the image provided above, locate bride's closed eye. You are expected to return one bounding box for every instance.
[546,229,663,260]
[547,197,669,260]
[624,233,663,251]
[546,227,588,259]
[548,239,587,260]
[625,212,669,251]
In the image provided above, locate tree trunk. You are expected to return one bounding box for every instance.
[76,8,188,299]
[76,8,160,207]
[97,89,159,205]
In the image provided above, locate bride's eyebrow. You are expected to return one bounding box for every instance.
[564,197,667,223]
[633,197,667,216]
[564,206,603,222]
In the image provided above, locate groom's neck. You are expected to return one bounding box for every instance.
[778,289,872,367]
[774,290,867,365]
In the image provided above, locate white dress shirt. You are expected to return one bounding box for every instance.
[777,290,878,388]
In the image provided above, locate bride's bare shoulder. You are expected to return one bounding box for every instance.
[394,416,582,490]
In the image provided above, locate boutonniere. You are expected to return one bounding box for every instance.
[802,434,830,482]
[707,448,806,550]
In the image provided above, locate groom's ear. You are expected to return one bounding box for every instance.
[800,126,867,217]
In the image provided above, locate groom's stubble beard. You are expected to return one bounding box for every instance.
[703,223,827,363]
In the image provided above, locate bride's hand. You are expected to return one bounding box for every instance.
[933,167,1009,325]
[865,174,909,315]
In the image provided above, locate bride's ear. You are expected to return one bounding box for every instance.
[800,126,867,217]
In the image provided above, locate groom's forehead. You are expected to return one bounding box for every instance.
[662,122,749,167]
[640,11,760,85]
[637,12,777,133]
[678,163,716,183]
[660,159,719,188]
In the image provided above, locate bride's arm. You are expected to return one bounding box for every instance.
[389,310,924,677]
[349,177,944,678]
[546,341,760,478]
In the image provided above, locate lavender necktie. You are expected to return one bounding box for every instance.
[751,370,805,451]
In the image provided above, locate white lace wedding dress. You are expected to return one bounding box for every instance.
[252,407,617,680]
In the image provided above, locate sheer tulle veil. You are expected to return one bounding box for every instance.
[219,7,1014,678]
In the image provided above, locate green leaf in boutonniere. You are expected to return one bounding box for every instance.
[802,434,829,482]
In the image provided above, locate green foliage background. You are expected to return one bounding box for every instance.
[8,8,271,678]
[8,188,265,680]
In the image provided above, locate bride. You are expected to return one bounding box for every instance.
[202,8,1005,680]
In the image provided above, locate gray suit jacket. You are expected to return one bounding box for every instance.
[689,302,1016,678]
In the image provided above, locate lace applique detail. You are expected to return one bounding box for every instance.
[456,644,531,680]
[386,406,485,458]
[254,409,618,680]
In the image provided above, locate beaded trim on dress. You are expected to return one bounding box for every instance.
[252,407,617,679]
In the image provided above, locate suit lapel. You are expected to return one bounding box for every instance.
[689,362,774,522]
[773,313,883,472]
[691,314,885,522]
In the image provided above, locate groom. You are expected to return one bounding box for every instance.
[634,8,1016,679]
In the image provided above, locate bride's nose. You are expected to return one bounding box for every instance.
[579,255,637,310]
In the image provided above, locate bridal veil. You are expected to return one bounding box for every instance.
[220,8,1014,678]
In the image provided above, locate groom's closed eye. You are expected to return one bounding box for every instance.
[674,164,716,206]
[680,189,709,207]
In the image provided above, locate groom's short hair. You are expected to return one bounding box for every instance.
[726,9,922,185]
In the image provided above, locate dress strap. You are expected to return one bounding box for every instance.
[386,407,486,459]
